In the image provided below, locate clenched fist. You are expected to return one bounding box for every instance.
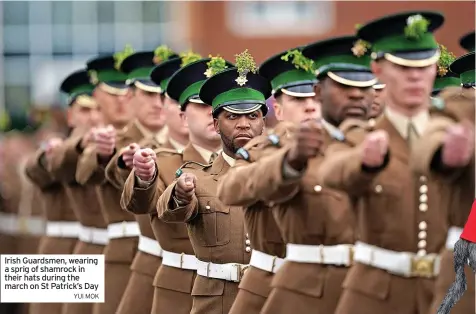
[93,125,116,157]
[122,143,140,169]
[133,148,157,182]
[174,173,197,205]
[442,121,474,168]
[286,119,324,171]
[361,130,389,168]
[79,127,97,151]
[44,137,64,160]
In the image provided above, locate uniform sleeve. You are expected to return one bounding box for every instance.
[105,149,132,190]
[318,140,388,197]
[218,146,302,207]
[47,135,83,183]
[157,180,198,223]
[75,145,106,185]
[120,166,166,215]
[24,149,57,189]
[410,116,467,181]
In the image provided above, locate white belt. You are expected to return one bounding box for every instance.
[162,250,198,270]
[250,249,284,273]
[46,221,81,238]
[354,241,440,278]
[107,221,140,239]
[197,260,249,282]
[445,226,463,250]
[79,225,109,245]
[286,243,353,266]
[0,213,45,236]
[138,235,163,257]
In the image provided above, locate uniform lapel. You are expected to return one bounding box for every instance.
[377,115,409,163]
[183,143,207,163]
[209,154,229,181]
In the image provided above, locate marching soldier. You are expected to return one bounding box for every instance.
[104,46,177,314]
[156,52,270,313]
[44,69,106,314]
[121,54,232,313]
[218,46,321,314]
[411,50,475,314]
[218,35,376,314]
[317,11,450,314]
[75,47,138,314]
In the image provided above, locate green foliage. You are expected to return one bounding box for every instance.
[404,14,430,40]
[179,51,202,67]
[114,44,135,70]
[235,49,257,86]
[437,44,456,76]
[153,45,175,64]
[281,50,315,74]
[205,55,228,78]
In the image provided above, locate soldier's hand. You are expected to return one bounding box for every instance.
[122,143,140,169]
[174,173,197,204]
[44,137,64,160]
[286,119,324,171]
[133,148,157,181]
[361,130,389,168]
[442,121,474,167]
[94,125,116,157]
[80,127,97,150]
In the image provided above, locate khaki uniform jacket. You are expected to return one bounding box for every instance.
[121,143,204,293]
[317,115,450,312]
[157,155,251,313]
[411,87,475,314]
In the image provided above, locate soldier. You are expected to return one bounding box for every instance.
[42,69,105,314]
[75,47,138,314]
[121,55,232,313]
[156,53,270,314]
[217,35,376,314]
[317,11,450,314]
[104,47,179,314]
[370,81,385,120]
[431,44,460,96]
[218,46,320,314]
[411,51,475,314]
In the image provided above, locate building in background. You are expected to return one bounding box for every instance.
[1,1,474,115]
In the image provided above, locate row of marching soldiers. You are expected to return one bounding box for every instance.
[0,10,475,314]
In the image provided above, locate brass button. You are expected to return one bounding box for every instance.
[375,185,383,193]
[245,247,251,253]
[419,185,428,193]
[246,233,249,238]
[419,176,427,182]
[417,249,427,257]
[418,231,427,239]
[314,185,322,192]
[419,221,427,230]
[205,205,211,210]
[368,118,376,127]
[419,194,428,203]
[418,240,427,249]
[419,203,428,212]
[245,239,251,245]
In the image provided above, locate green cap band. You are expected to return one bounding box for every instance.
[70,84,94,96]
[212,88,265,111]
[160,78,170,92]
[460,69,476,84]
[95,69,128,83]
[271,69,316,91]
[178,80,205,105]
[372,33,437,52]
[433,76,461,90]
[128,67,154,81]
[314,55,371,69]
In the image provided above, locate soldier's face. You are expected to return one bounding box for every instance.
[372,60,436,109]
[164,96,189,138]
[316,78,374,125]
[67,105,103,129]
[93,86,134,126]
[183,102,220,142]
[129,88,166,132]
[214,109,265,153]
[274,93,321,123]
[370,88,386,118]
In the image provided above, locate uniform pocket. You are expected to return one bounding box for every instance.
[343,263,391,300]
[190,197,230,247]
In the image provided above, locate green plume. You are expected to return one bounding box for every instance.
[437,44,456,77]
[153,45,175,64]
[0,111,10,132]
[179,50,202,67]
[281,49,315,74]
[234,49,257,86]
[204,55,229,78]
[114,44,135,70]
[404,14,430,40]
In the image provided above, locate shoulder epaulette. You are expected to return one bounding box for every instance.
[175,161,210,178]
[155,147,182,157]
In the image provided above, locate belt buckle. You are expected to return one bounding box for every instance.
[348,246,354,265]
[121,221,127,236]
[233,264,249,282]
[270,256,277,273]
[179,253,184,268]
[18,217,28,234]
[410,256,434,278]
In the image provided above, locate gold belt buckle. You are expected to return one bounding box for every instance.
[411,256,434,278]
[18,217,29,234]
[235,264,249,282]
[122,221,127,235]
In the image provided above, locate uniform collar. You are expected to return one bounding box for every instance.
[221,151,235,167]
[133,119,168,145]
[168,137,186,153]
[384,106,429,139]
[192,144,222,163]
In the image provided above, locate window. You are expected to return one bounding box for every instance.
[4,57,30,85]
[3,1,29,25]
[28,1,52,25]
[71,1,97,24]
[29,24,53,54]
[225,1,335,37]
[3,25,30,53]
[5,86,30,113]
[97,1,114,24]
[98,23,116,53]
[52,24,73,54]
[115,1,142,23]
[52,1,72,24]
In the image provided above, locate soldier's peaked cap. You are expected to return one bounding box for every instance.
[357,11,444,67]
[60,69,97,107]
[200,67,271,117]
[150,57,182,94]
[459,31,475,52]
[450,52,475,86]
[86,54,129,95]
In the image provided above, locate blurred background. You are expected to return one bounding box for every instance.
[0,0,474,131]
